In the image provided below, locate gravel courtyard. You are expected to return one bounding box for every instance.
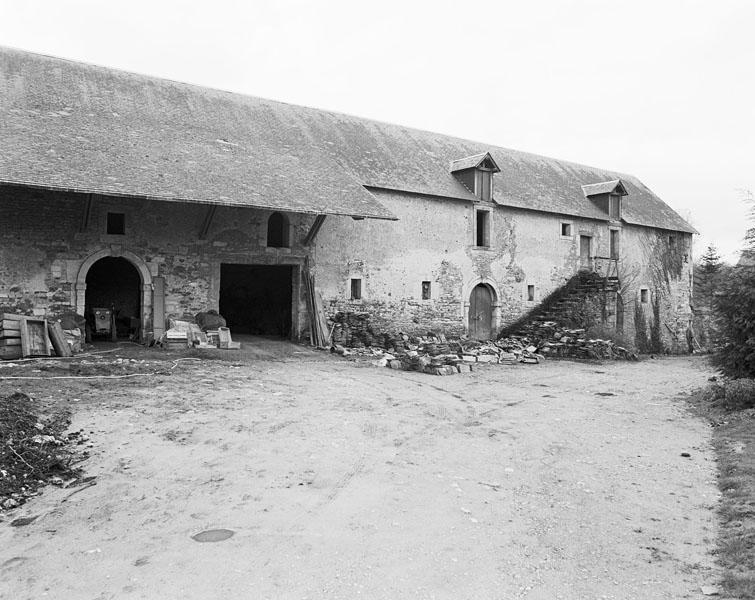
[0,349,721,599]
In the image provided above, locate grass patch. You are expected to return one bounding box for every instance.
[688,383,755,599]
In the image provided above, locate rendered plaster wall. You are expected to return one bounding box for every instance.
[314,191,613,336]
[314,191,473,336]
[316,191,693,346]
[0,186,310,337]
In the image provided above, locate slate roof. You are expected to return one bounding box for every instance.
[450,152,501,173]
[0,47,696,233]
[581,180,628,197]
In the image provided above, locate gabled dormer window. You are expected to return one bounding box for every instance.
[582,179,628,222]
[451,152,501,202]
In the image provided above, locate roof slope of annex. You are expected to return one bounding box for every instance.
[0,47,695,233]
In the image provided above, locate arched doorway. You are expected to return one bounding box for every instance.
[469,284,494,340]
[85,257,141,339]
[75,249,153,341]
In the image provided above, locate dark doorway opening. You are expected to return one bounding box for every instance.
[219,264,293,337]
[85,257,141,339]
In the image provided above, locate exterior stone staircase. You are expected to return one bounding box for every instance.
[500,270,620,337]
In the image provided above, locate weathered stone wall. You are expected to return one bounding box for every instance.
[0,186,312,338]
[618,225,694,353]
[0,185,694,349]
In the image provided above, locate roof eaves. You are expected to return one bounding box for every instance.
[0,178,399,221]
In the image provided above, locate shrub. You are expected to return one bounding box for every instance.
[711,265,755,378]
[723,379,755,411]
[700,382,726,405]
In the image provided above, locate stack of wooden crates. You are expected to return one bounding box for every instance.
[0,314,61,360]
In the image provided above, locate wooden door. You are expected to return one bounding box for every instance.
[469,284,493,340]
[579,235,592,269]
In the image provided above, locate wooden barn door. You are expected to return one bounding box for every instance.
[469,284,493,340]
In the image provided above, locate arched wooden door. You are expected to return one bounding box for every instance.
[469,284,493,340]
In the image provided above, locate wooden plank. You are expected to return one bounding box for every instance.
[0,338,21,346]
[303,214,326,246]
[21,319,51,357]
[80,193,93,232]
[0,346,22,359]
[1,319,22,331]
[153,276,166,339]
[199,205,217,240]
[48,321,72,357]
[1,313,26,322]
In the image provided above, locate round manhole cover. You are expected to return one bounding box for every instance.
[191,529,235,543]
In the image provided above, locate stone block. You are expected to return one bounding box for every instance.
[476,354,498,363]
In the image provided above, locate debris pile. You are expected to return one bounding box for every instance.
[0,392,86,510]
[159,311,240,350]
[328,313,637,375]
[505,321,638,361]
[332,331,544,376]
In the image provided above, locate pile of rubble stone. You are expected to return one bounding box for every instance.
[332,332,544,376]
[506,320,638,361]
[329,312,637,376]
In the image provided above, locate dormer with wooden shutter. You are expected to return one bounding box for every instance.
[450,152,500,202]
[581,179,628,222]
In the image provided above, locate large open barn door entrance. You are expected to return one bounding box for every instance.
[219,264,293,337]
[85,257,141,340]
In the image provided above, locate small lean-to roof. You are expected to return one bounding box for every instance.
[450,152,501,173]
[581,179,628,197]
[0,47,395,220]
[0,47,696,233]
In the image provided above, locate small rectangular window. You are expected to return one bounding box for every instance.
[610,229,619,259]
[668,235,676,247]
[561,222,572,237]
[527,285,535,302]
[350,278,362,300]
[640,288,649,303]
[107,212,125,235]
[421,281,431,300]
[476,210,489,247]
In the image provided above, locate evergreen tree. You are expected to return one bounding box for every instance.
[700,244,722,275]
[695,244,723,312]
[712,191,755,378]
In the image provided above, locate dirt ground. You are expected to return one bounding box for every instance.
[0,344,721,599]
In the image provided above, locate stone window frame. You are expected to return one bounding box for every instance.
[266,212,291,248]
[349,277,363,301]
[106,212,126,235]
[474,208,491,248]
[609,226,621,260]
[560,221,573,238]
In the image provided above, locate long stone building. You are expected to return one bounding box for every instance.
[0,47,696,350]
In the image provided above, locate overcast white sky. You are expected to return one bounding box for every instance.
[1,0,753,262]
